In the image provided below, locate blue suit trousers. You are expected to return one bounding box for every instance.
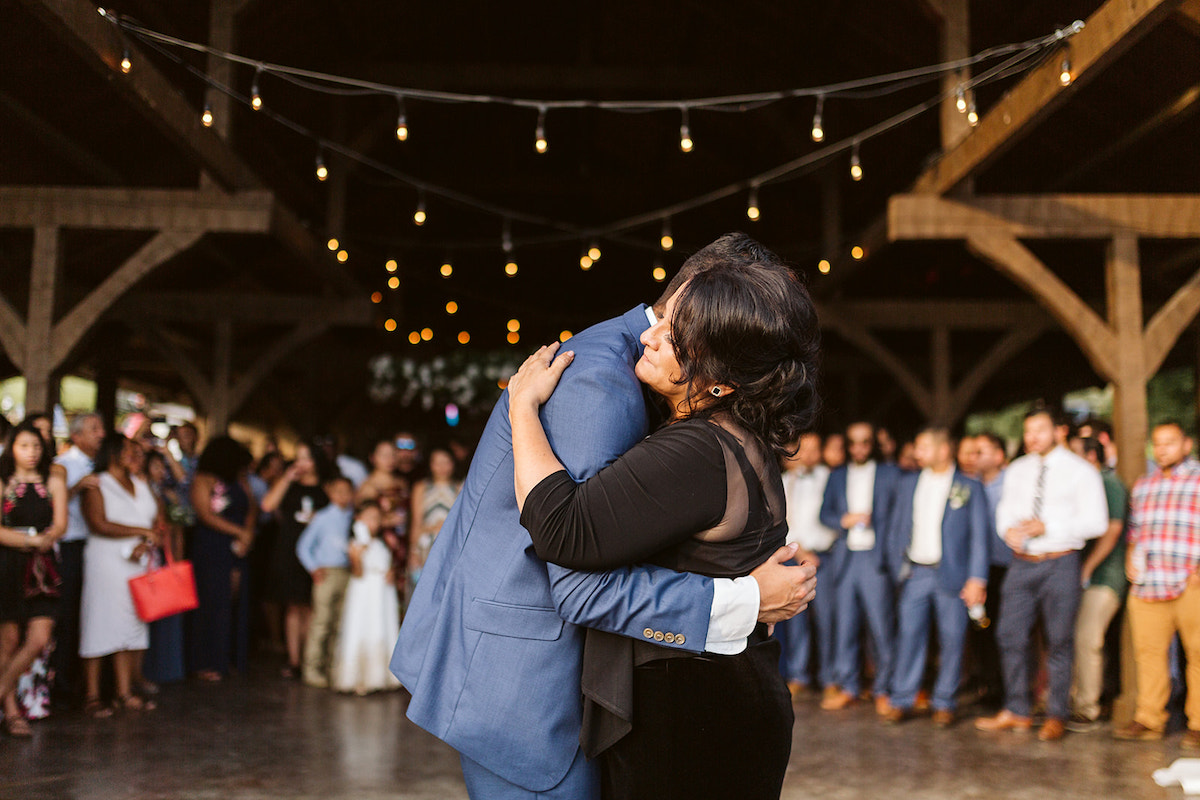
[833,550,894,697]
[890,566,969,711]
[776,555,836,687]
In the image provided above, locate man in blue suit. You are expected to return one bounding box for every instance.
[819,420,901,714]
[392,234,818,800]
[882,427,989,726]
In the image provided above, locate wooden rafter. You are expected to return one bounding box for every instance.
[0,187,275,231]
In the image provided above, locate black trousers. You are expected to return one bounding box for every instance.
[50,540,85,703]
[601,637,793,800]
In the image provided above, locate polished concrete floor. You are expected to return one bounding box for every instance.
[0,666,1192,800]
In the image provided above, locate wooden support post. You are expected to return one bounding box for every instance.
[931,325,952,424]
[1108,234,1150,487]
[926,0,972,152]
[25,227,60,413]
[209,319,233,434]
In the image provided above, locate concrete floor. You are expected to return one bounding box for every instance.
[0,667,1192,800]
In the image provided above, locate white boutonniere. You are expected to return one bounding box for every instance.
[949,482,971,510]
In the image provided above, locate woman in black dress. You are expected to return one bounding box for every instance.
[0,420,68,736]
[509,252,820,799]
[260,441,333,678]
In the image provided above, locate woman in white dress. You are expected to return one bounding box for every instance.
[80,433,164,716]
[333,501,400,694]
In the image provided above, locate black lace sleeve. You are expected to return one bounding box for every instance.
[519,420,728,570]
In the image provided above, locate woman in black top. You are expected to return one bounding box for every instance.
[510,253,820,800]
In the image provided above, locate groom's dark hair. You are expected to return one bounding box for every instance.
[654,232,787,311]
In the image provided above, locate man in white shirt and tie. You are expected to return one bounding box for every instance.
[976,404,1108,741]
[777,432,838,698]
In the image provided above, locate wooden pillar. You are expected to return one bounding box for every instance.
[1107,234,1149,487]
[931,0,972,152]
[931,325,952,424]
[209,318,233,433]
[95,347,118,429]
[25,226,60,413]
[203,0,239,140]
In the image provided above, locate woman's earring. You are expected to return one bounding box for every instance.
[710,386,722,398]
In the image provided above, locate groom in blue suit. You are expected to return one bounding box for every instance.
[392,234,818,799]
[883,427,989,724]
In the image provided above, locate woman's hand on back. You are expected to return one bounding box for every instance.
[508,343,575,412]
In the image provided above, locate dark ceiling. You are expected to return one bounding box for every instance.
[3,0,1200,439]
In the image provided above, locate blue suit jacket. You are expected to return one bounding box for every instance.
[819,461,901,581]
[392,305,715,792]
[884,469,990,595]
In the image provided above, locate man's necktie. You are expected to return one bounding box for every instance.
[1031,459,1047,520]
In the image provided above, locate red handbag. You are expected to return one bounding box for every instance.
[128,545,198,623]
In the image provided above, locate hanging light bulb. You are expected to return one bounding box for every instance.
[440,260,453,278]
[315,151,328,182]
[818,259,831,274]
[678,107,694,153]
[250,66,263,111]
[652,262,667,282]
[504,258,518,276]
[849,142,863,182]
[1059,55,1073,86]
[395,96,408,141]
[385,259,398,273]
[327,238,339,251]
[811,95,825,142]
[534,106,548,154]
[966,98,979,127]
[746,186,760,221]
[660,218,674,251]
[120,48,132,74]
[413,193,427,226]
[580,252,593,271]
[588,241,601,261]
[201,103,214,128]
[955,84,967,114]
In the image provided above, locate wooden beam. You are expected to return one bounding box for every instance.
[944,319,1053,423]
[820,300,1048,330]
[931,326,952,423]
[1144,265,1200,375]
[1107,234,1150,489]
[52,229,204,366]
[965,233,1118,379]
[226,320,329,417]
[0,292,26,371]
[890,194,1200,240]
[912,0,1178,195]
[922,0,972,151]
[0,89,125,184]
[25,227,61,412]
[120,293,372,325]
[822,307,934,417]
[0,187,275,231]
[139,324,214,405]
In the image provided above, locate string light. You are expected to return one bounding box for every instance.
[315,150,328,181]
[746,186,760,221]
[652,262,667,282]
[384,319,397,332]
[370,292,382,304]
[120,48,132,74]
[818,259,831,274]
[421,327,433,341]
[439,261,453,277]
[1059,54,1072,86]
[588,242,602,261]
[580,251,593,271]
[851,245,865,260]
[678,107,693,153]
[458,331,471,344]
[660,218,674,251]
[413,193,427,226]
[250,65,263,110]
[336,249,349,262]
[966,98,979,127]
[505,259,518,276]
[559,331,573,343]
[534,106,548,153]
[507,319,521,332]
[408,331,420,344]
[385,259,398,272]
[811,95,825,142]
[955,84,967,113]
[326,238,339,251]
[507,331,520,344]
[395,95,408,141]
[201,103,213,128]
[388,276,400,289]
[849,142,862,181]
[445,301,458,314]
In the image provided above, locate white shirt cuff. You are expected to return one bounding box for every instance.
[705,576,759,655]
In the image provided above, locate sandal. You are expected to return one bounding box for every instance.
[115,694,157,712]
[2,714,32,738]
[83,696,114,719]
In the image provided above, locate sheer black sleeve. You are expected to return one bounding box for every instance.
[519,420,728,570]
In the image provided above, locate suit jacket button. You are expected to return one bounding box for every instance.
[643,628,654,639]
[664,633,675,644]
[654,631,664,641]
[676,634,685,645]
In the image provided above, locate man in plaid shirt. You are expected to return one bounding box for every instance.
[1114,421,1200,748]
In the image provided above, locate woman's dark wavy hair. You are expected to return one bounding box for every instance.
[197,436,254,484]
[94,432,131,474]
[670,260,821,456]
[0,419,54,483]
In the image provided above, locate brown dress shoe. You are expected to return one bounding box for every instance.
[1038,718,1066,742]
[932,710,955,728]
[1182,730,1200,750]
[975,710,1033,732]
[1113,720,1164,741]
[882,707,911,724]
[821,690,857,711]
[875,695,894,717]
[787,681,809,701]
[914,689,931,712]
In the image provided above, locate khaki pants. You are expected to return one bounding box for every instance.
[303,567,351,686]
[1127,582,1200,732]
[1070,585,1122,721]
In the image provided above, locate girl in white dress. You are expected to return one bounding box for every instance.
[333,501,400,694]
